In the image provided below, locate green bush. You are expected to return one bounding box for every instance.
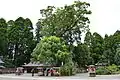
[96,64,120,75]
[3,58,15,68]
[60,62,76,76]
[106,64,119,74]
[96,67,111,75]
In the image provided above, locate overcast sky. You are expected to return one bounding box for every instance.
[0,0,120,37]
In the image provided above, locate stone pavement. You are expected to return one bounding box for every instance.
[0,73,120,80]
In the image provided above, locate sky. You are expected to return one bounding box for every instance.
[0,0,120,37]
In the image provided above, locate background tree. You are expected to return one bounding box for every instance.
[73,43,92,68]
[114,48,120,65]
[84,32,104,64]
[35,21,43,43]
[0,18,7,57]
[90,32,104,64]
[7,17,36,67]
[102,35,114,64]
[102,30,120,65]
[84,31,92,47]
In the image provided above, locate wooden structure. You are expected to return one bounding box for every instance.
[95,62,108,68]
[22,62,52,73]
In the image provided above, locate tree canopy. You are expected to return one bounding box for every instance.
[0,17,36,67]
[36,1,91,45]
[32,36,71,66]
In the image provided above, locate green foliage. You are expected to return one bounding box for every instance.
[84,32,104,64]
[96,67,111,75]
[106,64,119,74]
[73,43,91,67]
[0,17,36,67]
[96,64,120,75]
[103,30,120,64]
[60,61,76,76]
[37,1,91,45]
[114,48,120,65]
[84,31,92,46]
[84,30,120,65]
[32,36,71,66]
[90,32,104,64]
[102,49,113,64]
[3,57,15,68]
[7,17,36,67]
[35,21,42,43]
[0,18,7,56]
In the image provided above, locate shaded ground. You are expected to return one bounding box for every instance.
[0,73,120,80]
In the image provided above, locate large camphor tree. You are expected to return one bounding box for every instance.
[36,1,91,45]
[35,1,91,68]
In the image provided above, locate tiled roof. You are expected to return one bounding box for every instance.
[0,66,5,68]
[22,62,51,67]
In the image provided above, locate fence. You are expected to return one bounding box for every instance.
[1,68,16,74]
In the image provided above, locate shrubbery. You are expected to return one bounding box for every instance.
[96,67,111,75]
[60,62,76,76]
[96,64,120,75]
[107,64,119,74]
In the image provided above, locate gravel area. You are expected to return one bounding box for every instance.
[0,73,120,80]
